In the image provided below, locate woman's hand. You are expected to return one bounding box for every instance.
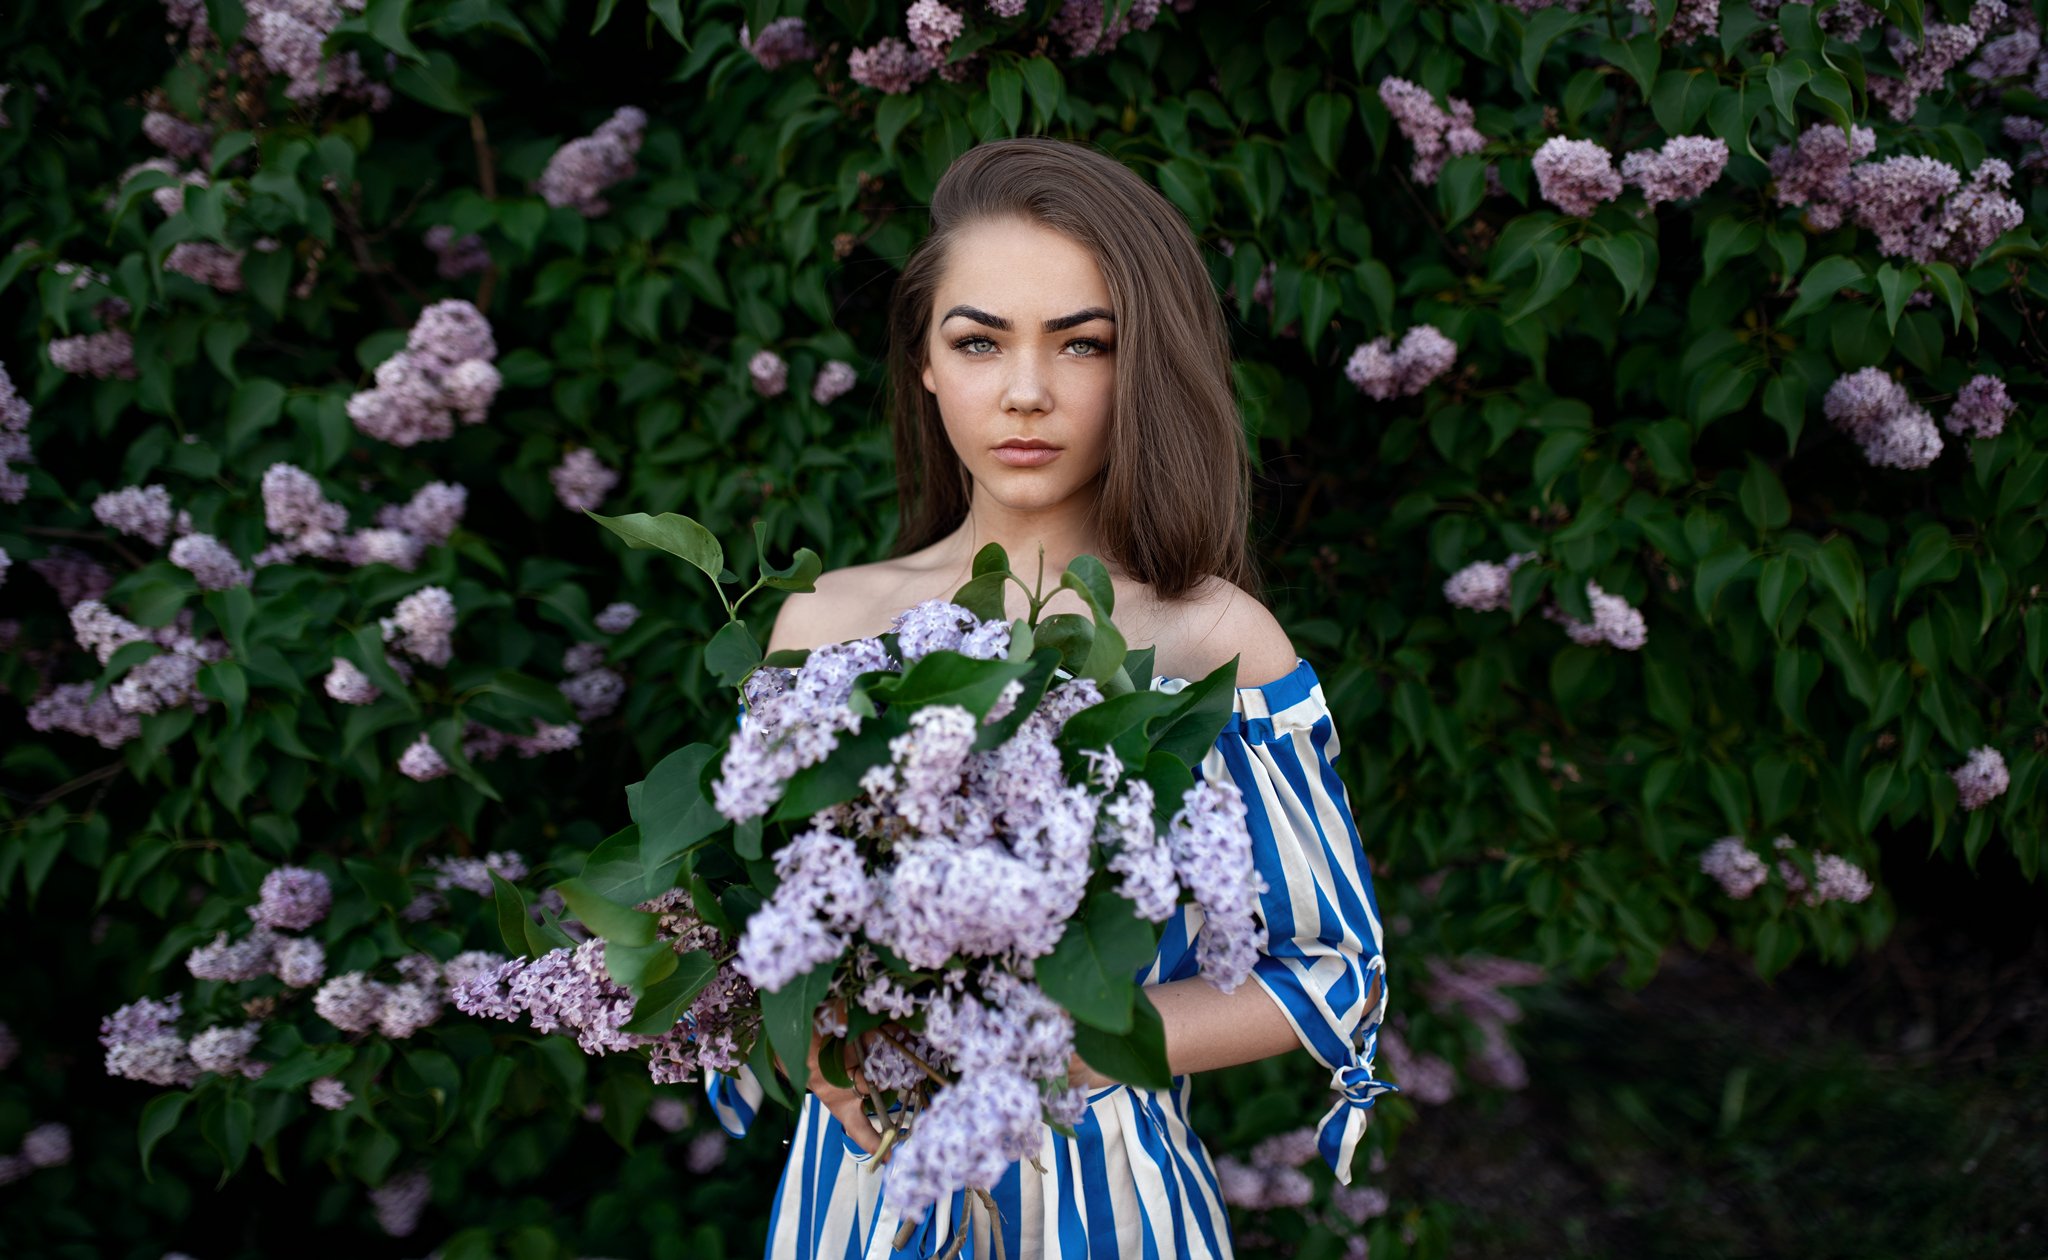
[771,1000,881,1155]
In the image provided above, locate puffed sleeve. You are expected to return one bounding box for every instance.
[1191,659,1399,1183]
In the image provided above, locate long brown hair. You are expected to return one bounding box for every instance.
[884,136,1262,604]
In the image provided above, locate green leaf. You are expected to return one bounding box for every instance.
[648,0,685,43]
[704,619,761,686]
[1738,456,1791,532]
[1072,988,1171,1091]
[760,960,837,1096]
[1582,233,1646,307]
[1037,890,1158,1034]
[1503,242,1579,320]
[621,951,719,1035]
[1694,544,1756,622]
[1437,154,1487,228]
[365,0,425,63]
[1018,56,1064,128]
[1875,262,1914,334]
[987,65,1025,134]
[1893,523,1961,614]
[1767,59,1812,127]
[1520,6,1589,92]
[1812,535,1867,634]
[875,94,922,159]
[1599,33,1661,101]
[636,744,726,874]
[554,876,658,946]
[589,0,622,33]
[1304,91,1353,170]
[1757,553,1808,636]
[487,872,536,962]
[1533,428,1590,489]
[585,510,723,585]
[139,1091,191,1181]
[1702,219,1762,283]
[1651,68,1716,135]
[1784,255,1867,323]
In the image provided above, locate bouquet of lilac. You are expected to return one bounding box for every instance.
[455,511,1259,1237]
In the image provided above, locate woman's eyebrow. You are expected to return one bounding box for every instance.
[941,304,1117,332]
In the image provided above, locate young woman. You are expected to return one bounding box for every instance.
[706,136,1395,1259]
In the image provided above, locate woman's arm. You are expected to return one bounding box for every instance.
[1068,971,1383,1086]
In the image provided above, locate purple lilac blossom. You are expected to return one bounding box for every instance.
[309,1077,353,1109]
[1700,836,1769,899]
[1376,77,1487,185]
[1968,29,2040,80]
[397,733,451,781]
[375,480,468,545]
[749,348,789,397]
[168,533,253,590]
[20,1123,71,1168]
[422,225,490,279]
[143,109,212,159]
[347,300,499,447]
[549,447,620,512]
[1630,0,1716,41]
[907,1,965,63]
[1945,373,2015,437]
[1951,746,2009,809]
[274,937,326,988]
[1104,779,1180,920]
[1543,581,1648,650]
[1848,155,2022,266]
[1767,122,1877,230]
[187,925,279,982]
[740,17,817,70]
[92,484,177,546]
[735,822,876,991]
[1619,135,1728,208]
[1532,137,1623,216]
[0,361,30,504]
[1443,552,1536,612]
[1870,9,1996,121]
[562,666,625,721]
[100,995,200,1087]
[813,359,858,404]
[1823,367,1944,469]
[324,657,380,705]
[48,329,137,379]
[538,106,646,216]
[370,1168,432,1238]
[164,241,244,291]
[883,1070,1043,1221]
[712,637,896,820]
[253,866,332,930]
[1344,324,1457,399]
[848,36,934,92]
[381,585,456,666]
[1167,779,1264,990]
[26,682,141,748]
[187,1024,264,1078]
[595,600,641,633]
[313,972,389,1034]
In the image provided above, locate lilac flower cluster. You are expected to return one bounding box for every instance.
[1619,134,1728,209]
[1824,367,1944,469]
[143,109,212,160]
[595,600,641,634]
[1848,155,2022,266]
[47,328,137,379]
[164,241,244,292]
[1375,1022,1456,1105]
[1944,373,2015,438]
[2001,115,2048,171]
[400,850,529,921]
[1051,0,1168,59]
[560,640,625,721]
[380,585,457,667]
[92,483,180,545]
[712,637,898,819]
[313,951,493,1040]
[1442,552,1537,613]
[740,17,818,71]
[890,598,1013,663]
[735,822,876,991]
[1344,325,1457,399]
[1420,954,1548,1091]
[1532,137,1623,217]
[1870,2,2007,122]
[1951,745,2009,810]
[749,348,789,397]
[1702,835,1874,907]
[245,0,392,109]
[347,300,501,447]
[538,106,647,217]
[1630,0,1717,42]
[100,995,201,1087]
[27,601,227,747]
[1376,77,1487,184]
[309,1076,353,1110]
[169,533,253,590]
[550,447,620,513]
[1,360,33,504]
[1543,581,1649,650]
[813,359,858,405]
[848,37,935,93]
[1216,1129,1321,1210]
[0,1123,73,1185]
[422,225,490,279]
[369,1168,432,1237]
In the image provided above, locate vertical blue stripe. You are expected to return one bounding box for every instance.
[1051,1127,1090,1255]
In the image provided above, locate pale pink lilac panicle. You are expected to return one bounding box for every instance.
[1376,77,1487,185]
[1951,745,2009,810]
[309,1077,353,1109]
[749,348,789,397]
[92,484,177,546]
[1945,373,2014,438]
[1700,836,1769,899]
[48,329,137,380]
[740,17,817,70]
[142,109,212,160]
[549,447,620,513]
[1532,137,1623,217]
[169,533,253,589]
[848,36,934,93]
[422,225,490,279]
[1620,134,1729,209]
[595,601,640,633]
[812,359,857,405]
[537,106,646,216]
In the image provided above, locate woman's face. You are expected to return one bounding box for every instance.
[921,216,1117,514]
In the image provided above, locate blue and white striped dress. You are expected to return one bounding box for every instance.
[707,656,1396,1258]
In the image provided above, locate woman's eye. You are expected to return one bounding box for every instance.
[953,336,1109,356]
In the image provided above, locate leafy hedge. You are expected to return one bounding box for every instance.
[0,0,2040,1256]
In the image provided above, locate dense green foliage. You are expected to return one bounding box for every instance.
[1,0,2041,1255]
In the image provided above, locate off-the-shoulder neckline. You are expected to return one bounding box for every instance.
[1148,655,1321,712]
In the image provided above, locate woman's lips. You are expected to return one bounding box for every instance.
[992,446,1062,467]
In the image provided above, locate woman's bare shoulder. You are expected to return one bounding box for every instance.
[764,557,924,654]
[1148,575,1299,689]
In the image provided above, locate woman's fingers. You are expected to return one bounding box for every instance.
[825,1090,882,1154]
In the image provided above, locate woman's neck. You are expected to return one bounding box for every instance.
[935,486,1117,590]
